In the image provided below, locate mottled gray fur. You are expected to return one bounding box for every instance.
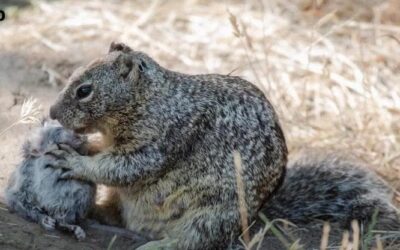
[47,42,399,249]
[232,152,400,250]
[236,152,399,249]
[5,120,96,240]
[48,42,287,249]
[262,152,400,231]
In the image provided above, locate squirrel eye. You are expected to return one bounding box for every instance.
[76,85,92,99]
[138,60,147,72]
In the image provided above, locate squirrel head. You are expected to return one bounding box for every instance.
[49,42,162,134]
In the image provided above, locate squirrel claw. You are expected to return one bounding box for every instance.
[58,143,79,155]
[60,170,78,180]
[45,149,67,160]
[43,154,69,169]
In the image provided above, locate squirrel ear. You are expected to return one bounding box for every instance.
[117,54,134,79]
[109,42,132,53]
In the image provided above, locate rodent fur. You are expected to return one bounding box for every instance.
[5,119,96,240]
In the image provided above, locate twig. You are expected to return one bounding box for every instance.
[233,151,250,247]
[320,222,330,250]
[351,220,360,250]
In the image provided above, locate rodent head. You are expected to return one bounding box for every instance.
[23,119,88,158]
[49,42,161,134]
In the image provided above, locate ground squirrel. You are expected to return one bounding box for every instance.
[5,119,96,240]
[47,42,399,249]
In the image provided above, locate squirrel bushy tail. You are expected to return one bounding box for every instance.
[261,152,400,231]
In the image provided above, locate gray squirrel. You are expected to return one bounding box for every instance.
[5,119,96,240]
[44,42,399,249]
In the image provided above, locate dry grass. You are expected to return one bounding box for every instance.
[351,220,360,250]
[0,97,42,137]
[3,0,398,188]
[320,222,331,250]
[376,234,384,250]
[2,0,399,176]
[1,0,400,248]
[233,151,251,246]
[339,230,350,250]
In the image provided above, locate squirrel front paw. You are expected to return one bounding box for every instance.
[45,143,89,180]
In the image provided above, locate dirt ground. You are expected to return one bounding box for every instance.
[0,201,146,250]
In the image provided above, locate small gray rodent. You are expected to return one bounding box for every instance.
[5,119,96,240]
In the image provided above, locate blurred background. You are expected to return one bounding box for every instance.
[0,0,399,200]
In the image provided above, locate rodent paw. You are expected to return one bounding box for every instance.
[45,143,79,160]
[40,216,56,231]
[45,144,87,174]
[50,149,67,159]
[60,169,82,180]
[46,157,69,169]
[73,226,86,241]
[57,143,80,156]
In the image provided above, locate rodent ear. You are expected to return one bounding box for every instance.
[117,54,134,79]
[109,42,132,53]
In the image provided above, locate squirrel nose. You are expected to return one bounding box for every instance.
[49,105,58,120]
